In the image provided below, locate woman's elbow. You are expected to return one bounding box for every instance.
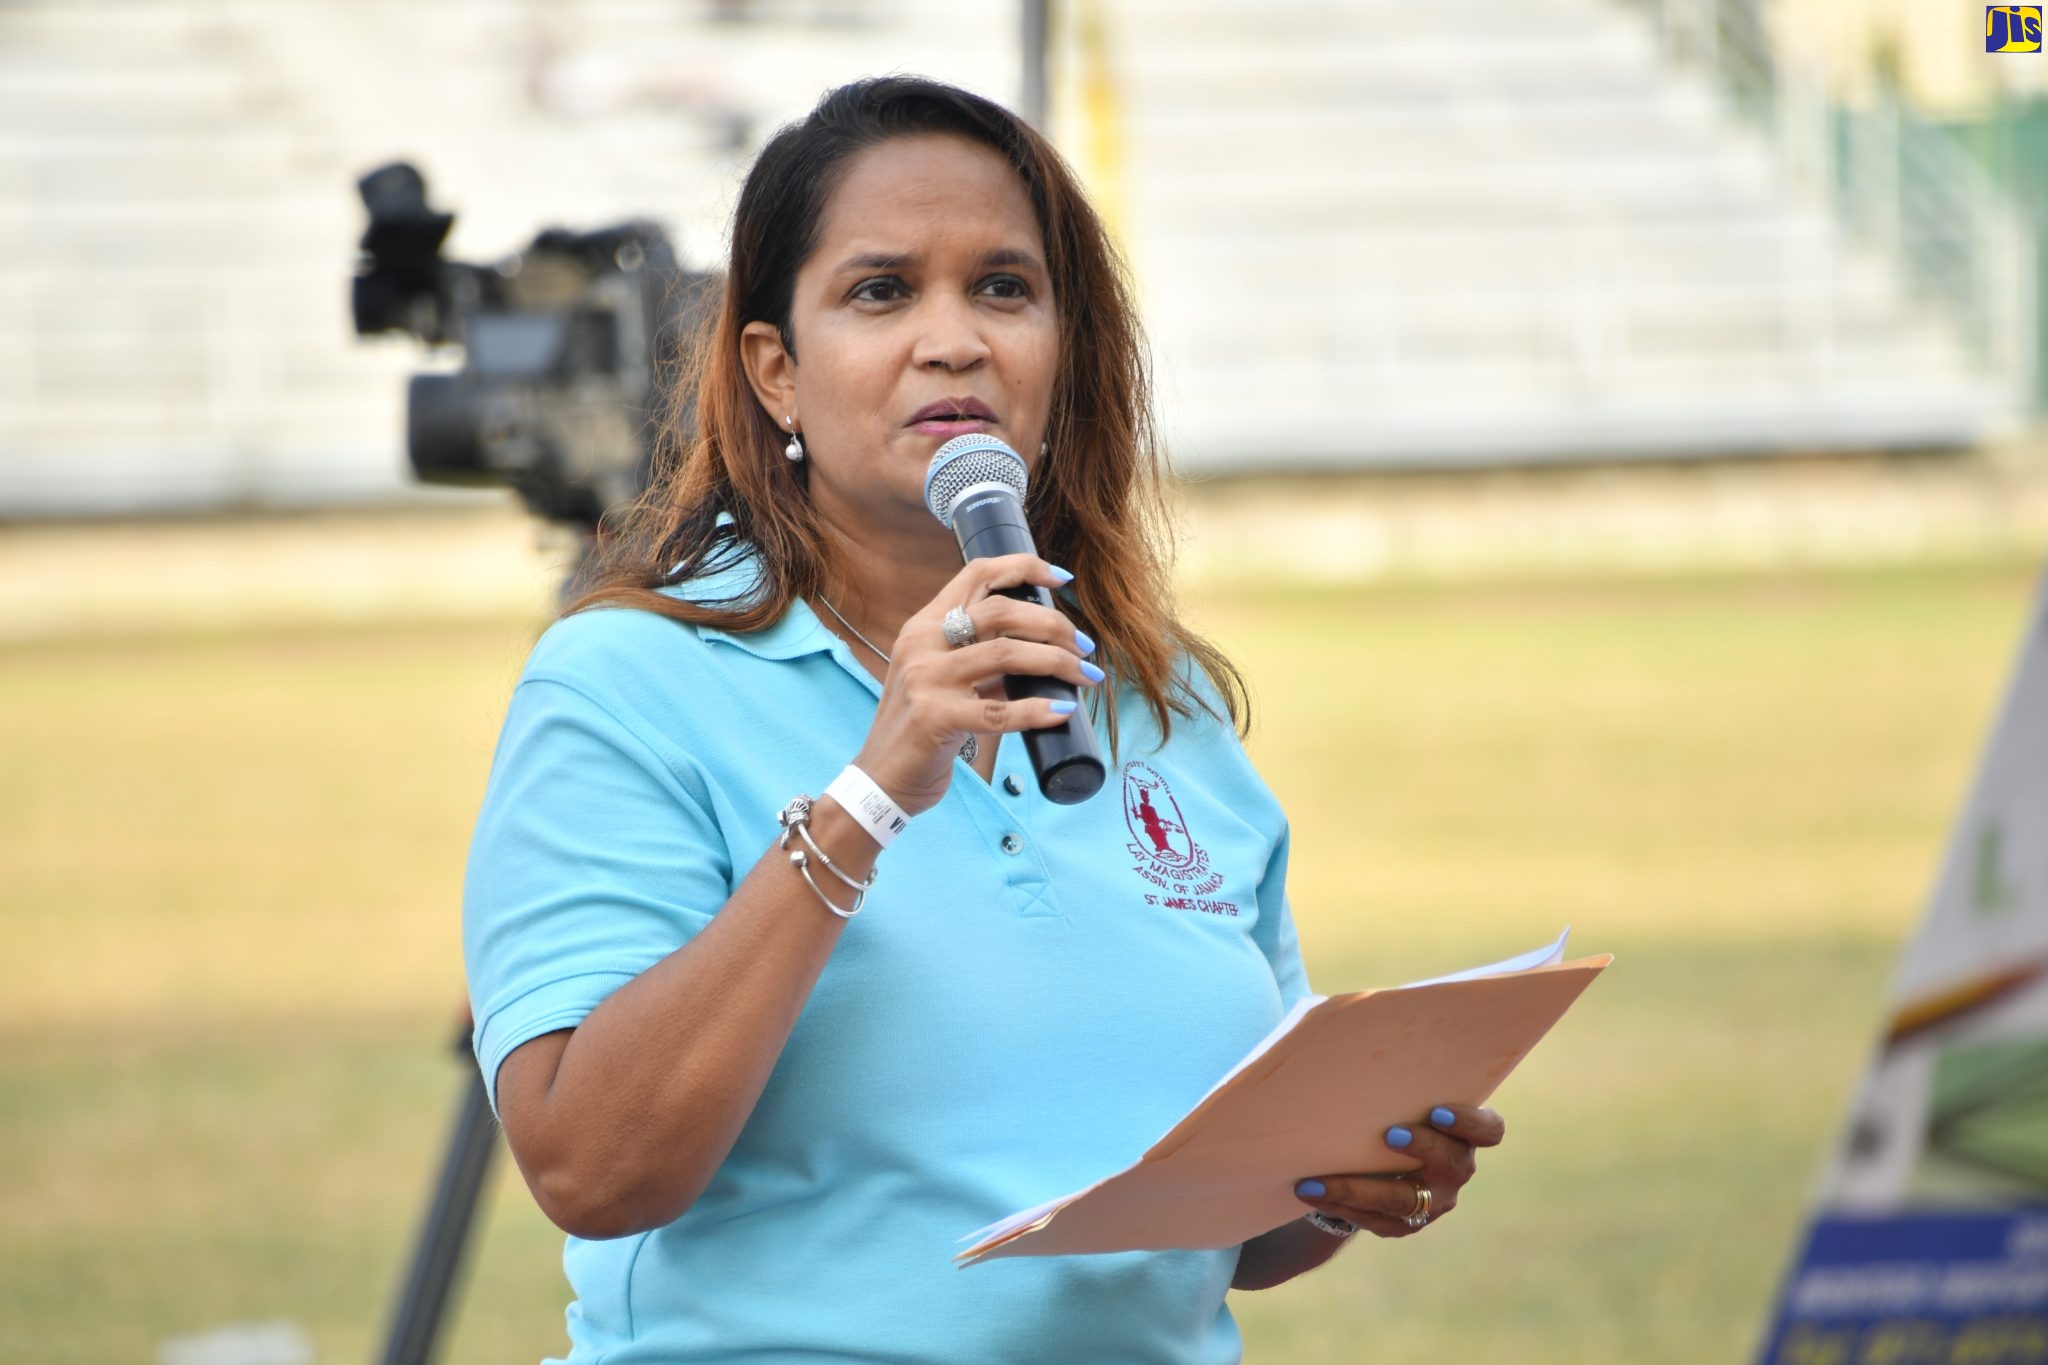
[494,1035,663,1237]
[530,1168,633,1241]
[520,1152,702,1241]
[493,1032,720,1238]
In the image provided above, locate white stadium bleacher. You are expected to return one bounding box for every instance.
[0,0,2031,515]
[0,0,1009,515]
[1113,0,2031,470]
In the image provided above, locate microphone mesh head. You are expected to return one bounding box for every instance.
[924,435,1028,529]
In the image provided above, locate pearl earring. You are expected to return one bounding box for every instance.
[1039,440,1049,457]
[784,416,804,463]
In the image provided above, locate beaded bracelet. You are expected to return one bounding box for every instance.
[775,793,878,919]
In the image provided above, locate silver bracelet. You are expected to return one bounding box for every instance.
[1304,1210,1357,1239]
[775,794,877,919]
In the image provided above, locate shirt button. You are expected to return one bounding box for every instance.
[999,832,1024,855]
[1002,774,1024,796]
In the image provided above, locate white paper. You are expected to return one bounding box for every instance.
[1398,926,1571,989]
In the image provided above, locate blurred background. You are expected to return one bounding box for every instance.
[6,1,2048,1361]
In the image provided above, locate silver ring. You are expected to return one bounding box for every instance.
[942,605,978,649]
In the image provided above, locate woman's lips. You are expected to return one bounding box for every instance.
[911,418,997,436]
[906,396,998,434]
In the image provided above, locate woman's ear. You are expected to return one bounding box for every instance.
[740,320,797,427]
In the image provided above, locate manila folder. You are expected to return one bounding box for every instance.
[955,940,1610,1266]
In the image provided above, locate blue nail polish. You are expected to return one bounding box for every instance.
[1080,660,1106,684]
[1431,1107,1457,1128]
[1386,1126,1413,1149]
[1048,699,1078,715]
[1049,564,1074,583]
[1075,630,1096,656]
[1295,1179,1325,1199]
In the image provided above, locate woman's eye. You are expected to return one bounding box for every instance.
[981,274,1029,300]
[851,276,905,303]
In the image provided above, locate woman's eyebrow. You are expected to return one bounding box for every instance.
[835,251,914,274]
[978,248,1043,272]
[830,247,1045,274]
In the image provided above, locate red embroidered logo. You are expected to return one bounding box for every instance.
[1121,761,1237,916]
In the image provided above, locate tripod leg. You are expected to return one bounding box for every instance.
[376,539,599,1362]
[376,1030,500,1365]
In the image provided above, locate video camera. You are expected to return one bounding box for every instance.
[349,161,715,531]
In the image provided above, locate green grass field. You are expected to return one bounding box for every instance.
[4,555,2039,1363]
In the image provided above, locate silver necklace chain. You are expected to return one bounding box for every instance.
[814,593,892,664]
[814,594,978,763]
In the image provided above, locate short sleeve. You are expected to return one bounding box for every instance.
[1253,816,1312,1009]
[1168,650,1312,1009]
[463,675,734,1118]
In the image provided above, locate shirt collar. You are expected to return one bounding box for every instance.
[659,535,840,664]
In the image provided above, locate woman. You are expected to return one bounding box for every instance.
[463,75,1504,1362]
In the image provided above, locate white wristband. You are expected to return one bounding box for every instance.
[824,764,911,850]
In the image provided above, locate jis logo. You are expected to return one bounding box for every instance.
[1988,6,2042,52]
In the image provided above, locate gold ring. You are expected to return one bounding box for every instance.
[1403,1182,1432,1229]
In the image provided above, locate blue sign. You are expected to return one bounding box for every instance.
[1760,1211,2048,1362]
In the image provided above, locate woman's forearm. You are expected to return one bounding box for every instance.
[1232,1215,1346,1291]
[494,796,879,1239]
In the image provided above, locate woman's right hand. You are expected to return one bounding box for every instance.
[849,553,1099,817]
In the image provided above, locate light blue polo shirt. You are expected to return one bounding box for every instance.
[463,540,1311,1364]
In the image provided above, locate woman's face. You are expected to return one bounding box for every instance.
[742,132,1059,538]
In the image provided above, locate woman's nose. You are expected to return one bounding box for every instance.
[911,295,992,371]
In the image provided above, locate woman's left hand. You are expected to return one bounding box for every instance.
[1293,1104,1505,1238]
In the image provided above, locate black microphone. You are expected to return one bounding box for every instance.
[923,434,1106,805]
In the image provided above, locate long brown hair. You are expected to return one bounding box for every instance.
[562,75,1248,759]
